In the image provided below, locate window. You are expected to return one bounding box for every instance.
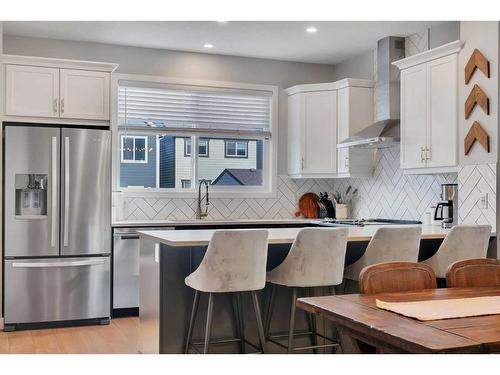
[121,136,148,163]
[117,78,275,194]
[183,138,192,157]
[184,138,209,157]
[225,140,248,158]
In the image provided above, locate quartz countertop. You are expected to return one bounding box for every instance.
[112,218,314,227]
[137,224,493,247]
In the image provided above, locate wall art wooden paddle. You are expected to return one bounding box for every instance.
[465,49,490,84]
[465,84,489,119]
[464,121,490,155]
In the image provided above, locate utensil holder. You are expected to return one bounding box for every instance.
[336,204,348,219]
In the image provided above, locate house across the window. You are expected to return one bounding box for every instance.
[121,135,148,163]
[119,135,264,189]
[225,140,248,158]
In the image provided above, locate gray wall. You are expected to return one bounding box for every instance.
[3,35,336,175]
[430,21,460,49]
[330,22,460,82]
[331,49,375,81]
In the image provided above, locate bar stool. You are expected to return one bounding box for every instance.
[264,227,348,353]
[184,229,269,354]
[423,225,491,279]
[343,226,422,281]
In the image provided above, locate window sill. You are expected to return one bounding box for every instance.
[121,187,277,199]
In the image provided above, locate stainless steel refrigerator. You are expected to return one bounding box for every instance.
[3,125,111,329]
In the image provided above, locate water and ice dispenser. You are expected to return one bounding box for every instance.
[15,173,48,218]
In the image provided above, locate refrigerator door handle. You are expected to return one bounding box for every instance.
[12,259,106,268]
[51,136,57,248]
[63,136,70,247]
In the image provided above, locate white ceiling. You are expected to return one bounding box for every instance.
[3,21,445,64]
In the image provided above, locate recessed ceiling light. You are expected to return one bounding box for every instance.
[306,26,317,34]
[204,43,214,48]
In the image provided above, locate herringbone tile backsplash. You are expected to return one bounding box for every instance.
[124,146,496,230]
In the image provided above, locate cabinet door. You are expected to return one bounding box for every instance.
[426,55,458,168]
[60,69,110,120]
[400,64,427,169]
[337,88,350,174]
[301,91,337,174]
[5,65,59,118]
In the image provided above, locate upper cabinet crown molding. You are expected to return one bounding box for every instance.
[392,40,464,70]
[0,54,119,73]
[285,78,375,96]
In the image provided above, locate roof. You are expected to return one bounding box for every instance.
[212,168,263,186]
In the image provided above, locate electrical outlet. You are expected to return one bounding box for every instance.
[479,193,488,209]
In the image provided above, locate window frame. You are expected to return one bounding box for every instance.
[112,73,278,199]
[120,135,149,164]
[224,140,248,159]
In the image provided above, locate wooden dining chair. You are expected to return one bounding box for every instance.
[446,258,500,288]
[359,262,437,294]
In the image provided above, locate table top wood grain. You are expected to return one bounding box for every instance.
[296,287,500,353]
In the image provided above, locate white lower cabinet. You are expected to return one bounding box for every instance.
[286,79,375,178]
[395,41,462,173]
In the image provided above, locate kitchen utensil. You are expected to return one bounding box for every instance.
[294,193,320,218]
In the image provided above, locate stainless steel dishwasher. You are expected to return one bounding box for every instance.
[113,227,173,312]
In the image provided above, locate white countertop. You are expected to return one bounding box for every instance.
[112,218,314,227]
[137,225,482,247]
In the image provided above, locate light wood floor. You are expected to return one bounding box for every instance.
[0,317,139,354]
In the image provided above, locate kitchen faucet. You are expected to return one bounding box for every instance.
[196,179,210,219]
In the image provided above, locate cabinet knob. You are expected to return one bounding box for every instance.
[61,99,65,114]
[301,158,305,169]
[53,99,58,113]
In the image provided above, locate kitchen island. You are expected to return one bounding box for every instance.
[137,225,496,354]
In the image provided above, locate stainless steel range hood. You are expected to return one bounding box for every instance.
[338,36,405,149]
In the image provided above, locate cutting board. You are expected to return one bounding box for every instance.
[295,193,319,219]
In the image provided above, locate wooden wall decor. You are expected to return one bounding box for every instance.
[465,49,490,84]
[464,121,490,155]
[465,84,489,119]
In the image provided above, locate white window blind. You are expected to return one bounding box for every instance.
[118,84,272,137]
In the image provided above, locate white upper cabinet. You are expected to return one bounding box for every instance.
[5,65,60,118]
[400,64,427,169]
[60,69,110,120]
[286,79,375,178]
[301,90,338,174]
[394,40,462,173]
[2,55,118,125]
[336,84,374,177]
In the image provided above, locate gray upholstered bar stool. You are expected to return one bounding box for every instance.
[343,226,422,282]
[264,227,348,353]
[422,225,491,279]
[184,229,269,354]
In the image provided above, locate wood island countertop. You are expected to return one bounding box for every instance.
[137,224,493,247]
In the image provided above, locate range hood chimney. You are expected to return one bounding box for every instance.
[338,36,405,149]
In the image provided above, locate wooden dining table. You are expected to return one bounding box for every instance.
[296,286,500,354]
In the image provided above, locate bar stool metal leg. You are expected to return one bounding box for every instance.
[185,290,200,354]
[251,291,267,354]
[264,283,276,338]
[232,292,245,354]
[204,292,215,354]
[287,288,297,353]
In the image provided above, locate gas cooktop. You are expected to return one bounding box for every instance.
[313,218,422,227]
